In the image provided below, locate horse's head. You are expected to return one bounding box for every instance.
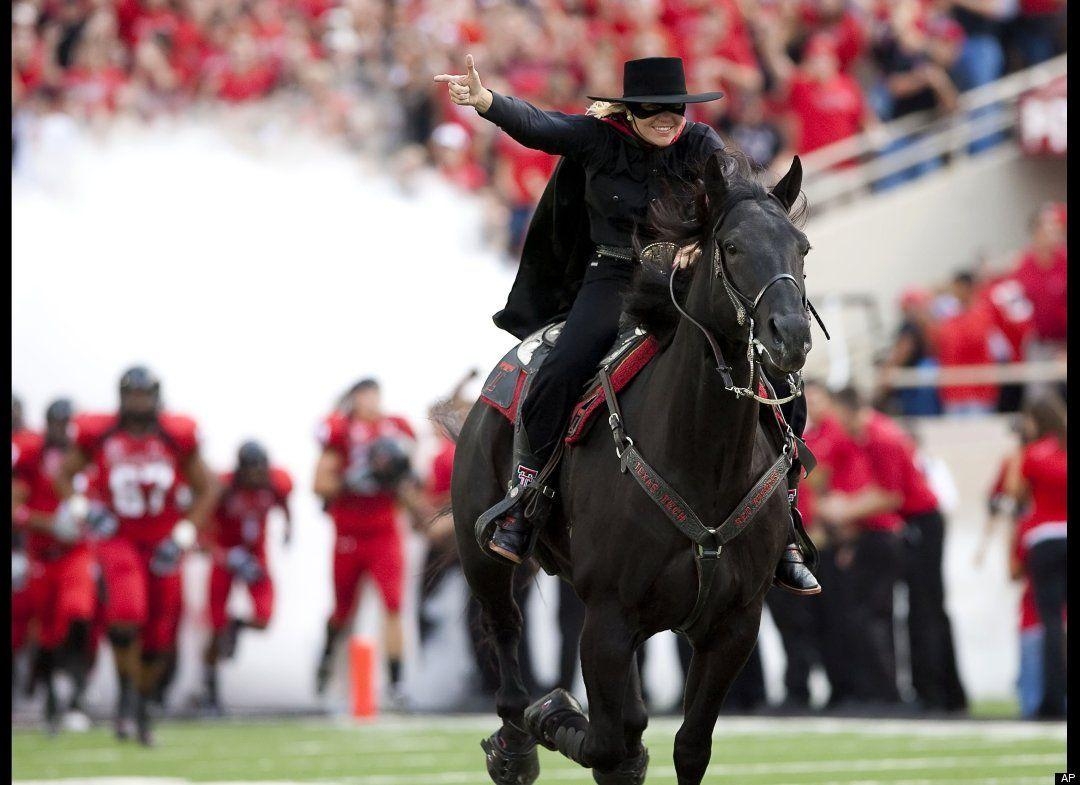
[693,153,813,376]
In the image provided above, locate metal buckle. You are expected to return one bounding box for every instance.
[697,544,722,559]
[615,435,634,460]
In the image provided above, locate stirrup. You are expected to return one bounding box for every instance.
[474,425,555,559]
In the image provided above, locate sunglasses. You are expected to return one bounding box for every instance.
[627,102,685,119]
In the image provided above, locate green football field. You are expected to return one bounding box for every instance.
[11,714,1067,785]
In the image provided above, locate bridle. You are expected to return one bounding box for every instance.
[651,196,830,407]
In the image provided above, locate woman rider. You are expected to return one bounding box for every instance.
[435,56,819,595]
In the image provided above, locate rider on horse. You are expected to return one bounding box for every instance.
[435,55,819,595]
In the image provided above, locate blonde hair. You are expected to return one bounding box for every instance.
[586,100,632,120]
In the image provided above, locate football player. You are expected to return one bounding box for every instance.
[12,399,98,732]
[313,378,430,708]
[12,393,34,708]
[201,440,292,714]
[55,366,219,746]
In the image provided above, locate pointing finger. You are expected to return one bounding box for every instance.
[433,74,466,83]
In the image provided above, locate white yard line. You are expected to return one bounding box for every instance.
[320,713,1067,741]
[14,751,1065,785]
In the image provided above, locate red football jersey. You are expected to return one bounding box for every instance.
[12,429,73,559]
[73,412,200,546]
[317,413,416,536]
[211,467,293,551]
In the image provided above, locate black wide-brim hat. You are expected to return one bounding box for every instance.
[587,57,724,104]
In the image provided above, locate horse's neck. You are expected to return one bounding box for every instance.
[647,314,762,511]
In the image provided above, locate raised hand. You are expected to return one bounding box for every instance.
[673,242,702,270]
[434,54,493,112]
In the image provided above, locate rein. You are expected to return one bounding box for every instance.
[648,198,831,406]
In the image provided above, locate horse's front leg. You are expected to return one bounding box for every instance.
[524,602,637,773]
[461,549,540,785]
[673,603,763,785]
[592,648,651,785]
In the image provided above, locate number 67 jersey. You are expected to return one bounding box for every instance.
[72,412,201,546]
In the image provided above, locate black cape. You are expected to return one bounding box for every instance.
[492,157,594,340]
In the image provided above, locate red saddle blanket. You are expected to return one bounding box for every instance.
[478,333,661,446]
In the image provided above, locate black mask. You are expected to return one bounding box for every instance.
[627,102,685,119]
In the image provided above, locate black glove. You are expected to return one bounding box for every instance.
[86,502,119,540]
[226,546,265,584]
[150,537,184,577]
[367,437,413,488]
[344,463,379,496]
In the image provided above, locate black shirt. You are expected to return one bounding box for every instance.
[718,118,783,169]
[873,38,939,119]
[481,91,724,247]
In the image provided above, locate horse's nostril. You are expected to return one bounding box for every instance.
[768,317,784,348]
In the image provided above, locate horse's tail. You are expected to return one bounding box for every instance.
[418,503,462,596]
[429,397,464,444]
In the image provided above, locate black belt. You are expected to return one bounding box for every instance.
[595,244,636,262]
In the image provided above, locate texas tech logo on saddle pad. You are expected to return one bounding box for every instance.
[516,465,538,487]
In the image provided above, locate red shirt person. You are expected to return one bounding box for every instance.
[855,408,967,709]
[1011,203,1067,347]
[201,441,292,713]
[313,378,421,703]
[802,384,905,704]
[56,367,219,745]
[936,272,1000,414]
[802,396,903,536]
[860,411,939,518]
[1003,394,1067,718]
[759,33,877,156]
[1013,434,1068,551]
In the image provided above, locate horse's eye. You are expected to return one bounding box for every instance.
[801,244,812,256]
[724,243,738,256]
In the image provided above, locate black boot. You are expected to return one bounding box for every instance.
[115,677,136,741]
[315,622,344,696]
[135,693,155,747]
[773,500,821,596]
[477,426,555,565]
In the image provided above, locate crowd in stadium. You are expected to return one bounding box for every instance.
[11,0,1067,255]
[877,200,1067,417]
[12,356,1067,734]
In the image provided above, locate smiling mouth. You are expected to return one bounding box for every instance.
[653,125,674,133]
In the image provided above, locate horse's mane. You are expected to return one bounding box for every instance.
[624,148,808,344]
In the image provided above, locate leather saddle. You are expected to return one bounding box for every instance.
[478,318,660,445]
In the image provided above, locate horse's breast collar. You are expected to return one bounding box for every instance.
[597,364,801,639]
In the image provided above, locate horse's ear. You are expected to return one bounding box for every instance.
[703,153,728,205]
[770,155,803,212]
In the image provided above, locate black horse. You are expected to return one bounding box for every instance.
[451,152,814,785]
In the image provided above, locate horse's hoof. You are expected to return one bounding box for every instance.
[593,745,649,785]
[524,688,588,759]
[481,730,539,785]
